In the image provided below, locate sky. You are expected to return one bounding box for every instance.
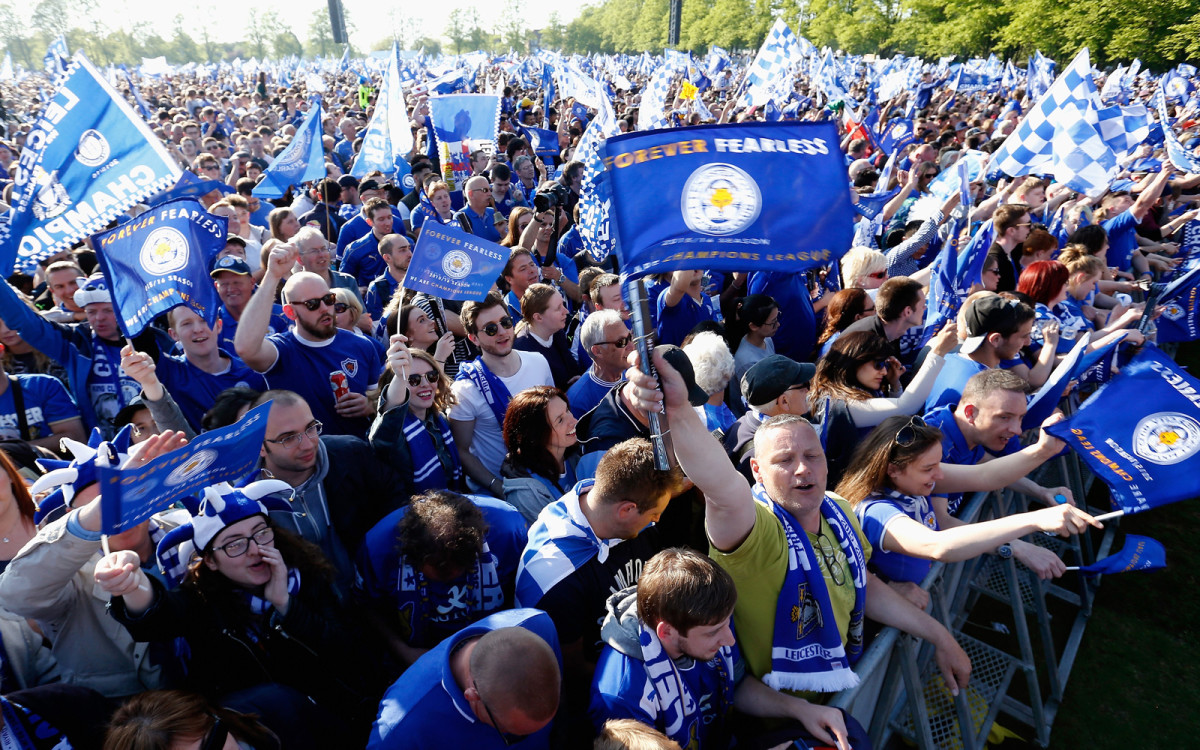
[75,0,587,53]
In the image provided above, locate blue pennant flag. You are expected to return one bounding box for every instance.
[0,53,182,275]
[429,94,500,192]
[121,70,154,121]
[1045,345,1200,514]
[521,126,561,159]
[339,46,350,72]
[878,118,916,156]
[1076,534,1166,576]
[602,121,854,280]
[402,222,506,301]
[90,198,225,338]
[1152,230,1200,342]
[44,35,69,78]
[541,66,556,129]
[853,188,899,220]
[954,219,995,295]
[1023,331,1094,431]
[253,102,325,199]
[351,42,414,182]
[97,401,273,534]
[919,214,963,346]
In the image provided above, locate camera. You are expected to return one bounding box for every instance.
[533,182,570,213]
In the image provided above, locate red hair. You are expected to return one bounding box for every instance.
[1017,260,1070,305]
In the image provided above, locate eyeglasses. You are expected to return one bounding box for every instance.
[295,292,336,311]
[479,316,515,337]
[815,531,846,586]
[893,415,927,447]
[408,371,440,387]
[264,420,323,448]
[214,525,275,558]
[762,316,781,329]
[474,680,530,746]
[201,716,228,750]
[871,359,889,371]
[333,302,350,314]
[601,334,632,348]
[299,244,331,256]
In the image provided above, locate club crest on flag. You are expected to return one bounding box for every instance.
[682,163,762,236]
[442,249,472,279]
[166,449,218,486]
[75,129,111,167]
[32,168,70,220]
[1133,412,1200,465]
[1163,302,1186,321]
[341,358,359,378]
[138,227,189,275]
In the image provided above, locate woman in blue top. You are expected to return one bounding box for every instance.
[835,415,1101,604]
[1019,260,1144,356]
[500,386,578,525]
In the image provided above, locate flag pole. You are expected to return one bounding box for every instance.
[1091,509,1125,523]
[625,278,673,471]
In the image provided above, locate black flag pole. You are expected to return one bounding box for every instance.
[624,277,673,471]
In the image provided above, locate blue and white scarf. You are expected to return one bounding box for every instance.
[396,540,502,646]
[516,479,625,607]
[241,567,302,618]
[637,618,734,741]
[456,358,513,426]
[403,410,462,492]
[752,483,867,692]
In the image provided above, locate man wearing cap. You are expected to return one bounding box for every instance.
[0,273,169,437]
[342,198,396,292]
[211,256,291,354]
[364,234,413,323]
[337,174,363,221]
[455,175,503,243]
[925,294,1038,412]
[236,244,383,438]
[724,355,816,485]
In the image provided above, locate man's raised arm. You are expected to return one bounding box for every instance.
[234,243,292,372]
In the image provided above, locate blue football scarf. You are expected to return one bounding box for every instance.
[455,358,512,427]
[637,617,734,741]
[403,410,462,491]
[752,483,867,692]
[516,479,625,607]
[242,567,301,617]
[396,538,502,646]
[0,696,71,750]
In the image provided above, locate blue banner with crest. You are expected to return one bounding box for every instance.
[402,222,506,301]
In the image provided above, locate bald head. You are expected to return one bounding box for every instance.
[465,175,491,212]
[282,271,329,305]
[470,627,560,722]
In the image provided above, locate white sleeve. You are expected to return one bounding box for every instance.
[844,353,946,428]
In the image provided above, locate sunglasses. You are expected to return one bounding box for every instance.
[295,292,336,311]
[871,359,890,371]
[479,316,515,337]
[407,371,439,387]
[867,271,887,280]
[201,716,228,750]
[333,302,350,314]
[602,334,632,348]
[893,415,927,447]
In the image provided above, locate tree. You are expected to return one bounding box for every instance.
[170,14,200,64]
[309,7,335,58]
[246,10,271,59]
[446,8,470,54]
[497,0,526,51]
[541,12,566,50]
[0,5,36,69]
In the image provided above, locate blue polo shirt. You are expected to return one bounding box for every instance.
[655,290,719,348]
[924,353,989,413]
[155,350,268,431]
[457,206,502,243]
[367,608,561,750]
[342,232,388,288]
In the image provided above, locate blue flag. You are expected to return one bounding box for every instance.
[954,219,995,296]
[402,222,506,301]
[44,36,69,78]
[143,172,234,206]
[1153,248,1200,342]
[90,198,225,338]
[0,54,181,274]
[878,118,916,156]
[602,121,855,280]
[542,66,556,129]
[521,126,561,159]
[1045,345,1200,514]
[253,103,326,199]
[1023,331,1093,431]
[429,94,500,192]
[97,402,273,534]
[351,42,414,182]
[1077,534,1166,576]
[121,70,154,122]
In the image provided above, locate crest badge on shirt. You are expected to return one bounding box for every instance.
[341,358,359,378]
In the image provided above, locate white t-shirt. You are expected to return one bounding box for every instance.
[449,351,554,474]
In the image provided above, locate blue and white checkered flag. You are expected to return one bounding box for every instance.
[576,98,622,262]
[739,19,804,108]
[44,36,69,78]
[637,64,675,131]
[1155,85,1200,173]
[990,48,1148,197]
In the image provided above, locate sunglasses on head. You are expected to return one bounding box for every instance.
[479,316,515,337]
[296,292,336,311]
[893,415,927,447]
[408,371,439,387]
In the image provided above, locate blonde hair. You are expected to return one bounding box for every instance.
[594,720,683,750]
[841,246,887,288]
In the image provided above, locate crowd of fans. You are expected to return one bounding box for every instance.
[0,49,1191,750]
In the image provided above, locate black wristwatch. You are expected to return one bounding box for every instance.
[996,544,1013,559]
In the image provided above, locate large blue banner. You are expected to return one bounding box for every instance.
[351,42,414,182]
[253,102,325,199]
[602,121,855,280]
[402,222,505,301]
[0,54,181,274]
[98,402,272,533]
[1155,222,1200,342]
[91,198,225,338]
[429,94,500,192]
[1045,345,1200,514]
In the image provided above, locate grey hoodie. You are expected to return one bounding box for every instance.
[599,585,699,672]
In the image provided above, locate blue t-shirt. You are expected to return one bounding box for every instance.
[655,290,719,348]
[217,304,290,354]
[458,206,502,243]
[747,270,817,361]
[0,374,79,440]
[590,640,737,747]
[1101,209,1140,273]
[924,353,989,413]
[367,608,561,750]
[924,405,985,517]
[155,350,268,431]
[264,328,384,438]
[355,497,528,648]
[342,232,388,288]
[857,489,939,584]
[566,369,621,419]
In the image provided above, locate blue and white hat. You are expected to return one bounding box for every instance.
[32,425,133,524]
[155,480,294,571]
[73,273,111,308]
